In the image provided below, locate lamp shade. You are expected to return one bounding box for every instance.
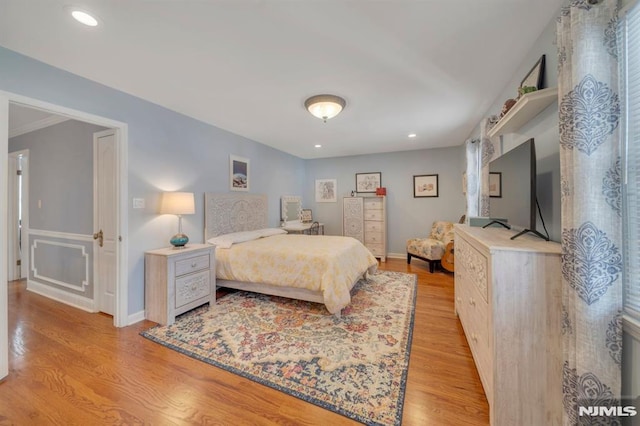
[305,94,346,121]
[160,192,195,215]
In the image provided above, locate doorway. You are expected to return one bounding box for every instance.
[1,92,129,380]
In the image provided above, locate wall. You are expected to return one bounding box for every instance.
[471,6,640,421]
[0,46,306,319]
[9,119,106,300]
[470,13,561,242]
[305,146,466,256]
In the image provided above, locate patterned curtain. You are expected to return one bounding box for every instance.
[465,138,480,220]
[479,117,498,217]
[464,116,498,221]
[557,1,623,424]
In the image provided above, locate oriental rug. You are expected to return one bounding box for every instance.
[141,271,416,426]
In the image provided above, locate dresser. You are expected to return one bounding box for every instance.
[145,244,215,326]
[454,225,562,426]
[343,196,386,261]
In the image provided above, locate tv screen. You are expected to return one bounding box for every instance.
[489,139,537,233]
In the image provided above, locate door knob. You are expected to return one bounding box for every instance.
[93,229,104,247]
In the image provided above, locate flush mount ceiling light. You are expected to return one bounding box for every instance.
[304,94,346,122]
[66,6,100,27]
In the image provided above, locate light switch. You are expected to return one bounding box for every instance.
[133,198,145,209]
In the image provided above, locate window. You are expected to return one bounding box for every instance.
[621,1,640,322]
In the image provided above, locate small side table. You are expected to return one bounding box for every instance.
[144,244,215,325]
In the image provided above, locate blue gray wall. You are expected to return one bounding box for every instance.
[10,120,106,298]
[304,147,465,255]
[1,46,306,317]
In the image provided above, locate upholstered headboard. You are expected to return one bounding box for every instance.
[204,193,268,241]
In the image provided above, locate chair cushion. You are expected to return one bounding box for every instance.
[429,221,455,242]
[407,238,446,260]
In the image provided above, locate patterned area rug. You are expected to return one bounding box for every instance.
[141,271,416,426]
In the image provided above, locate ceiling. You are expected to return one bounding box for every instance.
[0,0,562,159]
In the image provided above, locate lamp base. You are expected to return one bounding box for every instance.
[170,233,189,249]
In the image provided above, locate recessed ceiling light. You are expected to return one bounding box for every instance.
[67,7,99,27]
[408,133,417,138]
[314,144,322,148]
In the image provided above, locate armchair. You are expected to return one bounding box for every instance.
[406,221,455,273]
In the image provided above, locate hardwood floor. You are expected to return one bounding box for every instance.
[1,259,489,425]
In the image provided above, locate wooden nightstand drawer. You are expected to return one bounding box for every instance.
[175,254,210,276]
[175,270,210,309]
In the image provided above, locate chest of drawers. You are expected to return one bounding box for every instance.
[454,225,562,425]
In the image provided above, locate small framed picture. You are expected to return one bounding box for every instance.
[315,179,337,203]
[230,155,249,192]
[355,172,381,193]
[413,174,438,198]
[489,172,502,198]
[301,209,313,223]
[520,54,545,91]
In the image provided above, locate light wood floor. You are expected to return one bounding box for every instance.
[1,258,489,425]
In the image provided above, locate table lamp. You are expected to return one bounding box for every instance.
[160,191,195,248]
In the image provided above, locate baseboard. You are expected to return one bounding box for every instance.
[128,310,146,325]
[27,280,95,312]
[387,252,406,260]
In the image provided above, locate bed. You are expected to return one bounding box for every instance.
[204,193,378,314]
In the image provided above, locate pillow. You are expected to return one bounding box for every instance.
[207,228,287,249]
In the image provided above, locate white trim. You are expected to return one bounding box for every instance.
[9,115,70,138]
[29,228,93,242]
[26,280,95,313]
[623,314,640,342]
[387,252,405,259]
[1,89,129,329]
[1,94,10,379]
[128,310,146,325]
[31,239,89,291]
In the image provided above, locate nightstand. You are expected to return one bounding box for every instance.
[144,244,215,325]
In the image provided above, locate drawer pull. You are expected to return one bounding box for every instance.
[472,333,479,342]
[469,297,476,306]
[191,262,197,268]
[456,297,462,303]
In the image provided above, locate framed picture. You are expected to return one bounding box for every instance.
[301,209,313,223]
[315,179,337,203]
[489,172,502,198]
[413,174,438,198]
[355,172,381,193]
[520,54,545,90]
[230,155,249,191]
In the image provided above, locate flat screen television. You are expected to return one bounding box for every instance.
[488,138,548,240]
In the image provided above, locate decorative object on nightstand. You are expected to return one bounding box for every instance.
[160,191,195,248]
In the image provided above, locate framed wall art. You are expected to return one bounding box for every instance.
[301,209,313,223]
[489,172,502,198]
[413,174,438,198]
[355,172,381,193]
[229,155,249,191]
[520,54,545,91]
[315,179,337,202]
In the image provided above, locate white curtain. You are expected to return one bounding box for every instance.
[557,0,623,424]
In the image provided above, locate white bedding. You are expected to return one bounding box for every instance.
[214,234,378,314]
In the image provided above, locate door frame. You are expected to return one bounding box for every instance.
[1,90,129,379]
[8,149,29,281]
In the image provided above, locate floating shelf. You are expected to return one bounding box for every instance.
[488,87,558,138]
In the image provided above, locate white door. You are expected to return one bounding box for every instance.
[94,130,118,315]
